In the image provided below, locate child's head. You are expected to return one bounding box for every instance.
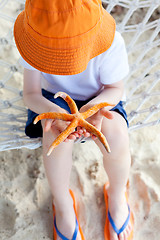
[14,0,115,75]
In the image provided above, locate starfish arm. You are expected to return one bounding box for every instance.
[81,102,115,119]
[79,119,111,153]
[54,92,78,114]
[47,119,78,156]
[33,112,74,124]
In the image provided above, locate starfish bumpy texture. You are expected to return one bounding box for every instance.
[34,92,114,156]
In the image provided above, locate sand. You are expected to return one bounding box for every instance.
[0,1,160,240]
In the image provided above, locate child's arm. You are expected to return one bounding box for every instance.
[88,80,124,108]
[23,69,79,140]
[23,69,63,114]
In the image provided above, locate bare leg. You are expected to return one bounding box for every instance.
[42,122,81,240]
[95,112,133,240]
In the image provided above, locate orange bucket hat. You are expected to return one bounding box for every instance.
[14,0,116,75]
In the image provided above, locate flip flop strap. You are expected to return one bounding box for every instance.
[54,217,79,240]
[108,204,130,235]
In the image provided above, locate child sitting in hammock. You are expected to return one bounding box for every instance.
[14,0,134,239]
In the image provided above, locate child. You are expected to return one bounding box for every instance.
[14,0,134,239]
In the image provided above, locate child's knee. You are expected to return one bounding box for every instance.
[102,122,129,152]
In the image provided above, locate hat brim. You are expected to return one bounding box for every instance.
[14,8,115,75]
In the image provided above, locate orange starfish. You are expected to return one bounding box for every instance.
[34,92,114,156]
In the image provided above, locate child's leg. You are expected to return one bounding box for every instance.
[95,112,132,240]
[42,123,81,240]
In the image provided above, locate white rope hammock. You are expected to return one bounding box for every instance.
[0,0,160,151]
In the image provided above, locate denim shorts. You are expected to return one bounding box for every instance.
[25,89,129,138]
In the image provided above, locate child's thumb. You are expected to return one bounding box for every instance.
[44,119,52,132]
[100,109,114,119]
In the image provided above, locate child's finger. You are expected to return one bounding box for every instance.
[100,109,114,119]
[44,119,53,132]
[77,126,83,134]
[83,131,91,138]
[82,127,86,133]
[67,133,76,139]
[92,135,97,140]
[90,133,97,140]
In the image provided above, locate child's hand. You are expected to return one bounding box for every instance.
[43,107,82,142]
[77,105,114,140]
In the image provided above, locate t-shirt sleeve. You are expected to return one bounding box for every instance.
[19,57,39,71]
[100,31,129,85]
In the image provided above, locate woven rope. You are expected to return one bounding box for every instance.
[0,0,160,151]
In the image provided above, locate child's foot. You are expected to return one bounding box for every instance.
[53,193,82,240]
[107,190,133,240]
[55,208,82,240]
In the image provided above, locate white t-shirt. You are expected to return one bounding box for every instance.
[19,31,129,101]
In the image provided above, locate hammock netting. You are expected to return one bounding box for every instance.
[0,0,160,151]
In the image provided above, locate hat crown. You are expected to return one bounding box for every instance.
[27,0,81,12]
[25,0,101,38]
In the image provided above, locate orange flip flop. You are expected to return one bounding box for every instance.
[104,182,134,240]
[52,189,85,240]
